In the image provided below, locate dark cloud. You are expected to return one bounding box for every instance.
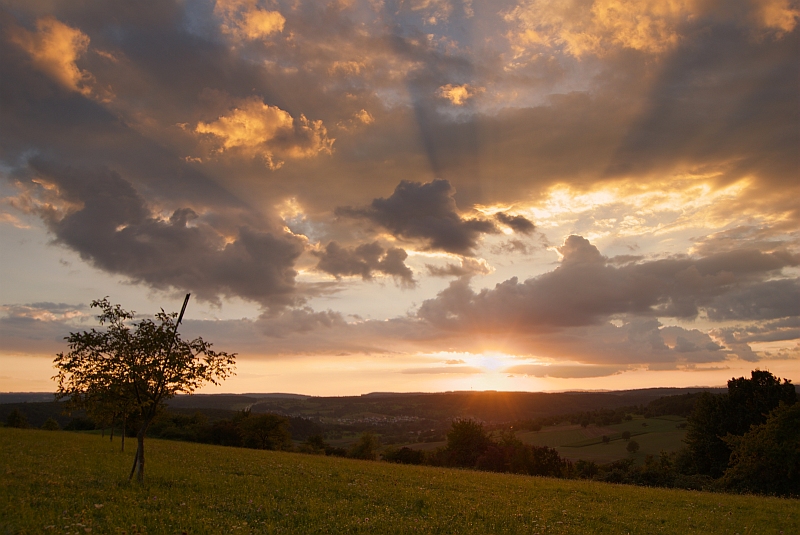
[257,307,346,338]
[606,20,799,192]
[706,278,800,321]
[503,364,623,379]
[426,257,492,278]
[418,235,799,331]
[336,179,498,255]
[494,212,535,234]
[713,317,800,346]
[25,159,305,308]
[313,241,415,286]
[691,225,798,257]
[490,239,536,255]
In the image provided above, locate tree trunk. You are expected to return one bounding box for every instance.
[121,414,126,452]
[110,421,114,442]
[136,429,145,482]
[128,420,150,482]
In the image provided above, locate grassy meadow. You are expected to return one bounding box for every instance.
[2,428,797,534]
[516,416,688,464]
[406,416,688,464]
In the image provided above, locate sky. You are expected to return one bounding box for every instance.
[1,0,798,396]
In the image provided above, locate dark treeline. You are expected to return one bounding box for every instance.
[383,419,570,480]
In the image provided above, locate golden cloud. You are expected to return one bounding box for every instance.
[195,97,334,169]
[505,0,698,58]
[215,0,285,40]
[438,83,484,105]
[505,0,799,59]
[755,0,800,35]
[8,17,94,95]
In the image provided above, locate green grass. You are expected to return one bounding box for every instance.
[515,418,688,464]
[1,428,797,534]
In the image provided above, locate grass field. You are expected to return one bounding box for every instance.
[514,417,688,464]
[1,428,797,534]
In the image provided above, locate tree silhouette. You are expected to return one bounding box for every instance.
[54,297,236,481]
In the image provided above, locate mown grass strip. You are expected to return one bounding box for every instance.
[1,428,797,534]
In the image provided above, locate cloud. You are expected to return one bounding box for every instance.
[401,366,483,375]
[313,241,415,286]
[195,97,334,169]
[706,278,800,321]
[8,16,94,96]
[494,212,535,234]
[690,225,797,256]
[22,159,305,308]
[503,0,798,60]
[713,317,800,346]
[426,257,493,278]
[0,302,85,323]
[418,235,798,331]
[214,0,286,40]
[754,0,800,35]
[0,302,86,354]
[336,179,498,255]
[257,307,347,338]
[438,83,484,105]
[504,0,698,58]
[504,364,623,379]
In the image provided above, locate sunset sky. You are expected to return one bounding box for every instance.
[1,0,798,395]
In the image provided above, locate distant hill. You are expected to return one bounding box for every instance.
[0,393,57,404]
[3,388,731,425]
[160,388,730,423]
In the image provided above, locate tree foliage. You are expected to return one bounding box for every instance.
[237,412,291,451]
[41,417,60,431]
[721,403,800,497]
[5,408,28,429]
[348,432,381,460]
[54,298,236,481]
[684,370,795,478]
[444,419,492,467]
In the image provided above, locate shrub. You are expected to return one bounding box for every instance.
[41,418,60,431]
[5,408,28,429]
[382,446,424,465]
[348,432,380,460]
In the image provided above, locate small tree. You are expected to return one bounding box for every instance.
[627,440,640,454]
[349,432,381,460]
[445,419,491,467]
[41,417,60,431]
[238,413,291,450]
[6,408,28,428]
[54,297,236,482]
[621,431,631,441]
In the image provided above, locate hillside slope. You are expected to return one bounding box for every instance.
[1,428,796,534]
